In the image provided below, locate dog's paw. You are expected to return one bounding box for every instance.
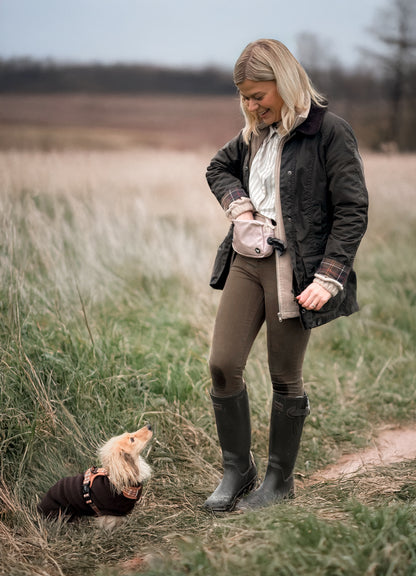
[94,515,126,531]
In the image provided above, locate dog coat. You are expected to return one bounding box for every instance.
[38,467,143,521]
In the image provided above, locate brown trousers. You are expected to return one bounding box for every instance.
[209,254,311,398]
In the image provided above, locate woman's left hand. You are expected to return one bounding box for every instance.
[296,283,332,311]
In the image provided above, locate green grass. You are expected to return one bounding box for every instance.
[1,150,416,576]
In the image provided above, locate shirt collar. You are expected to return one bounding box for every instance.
[263,122,281,143]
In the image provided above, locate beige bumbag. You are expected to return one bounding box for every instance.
[232,216,275,258]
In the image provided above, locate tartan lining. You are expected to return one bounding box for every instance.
[220,188,248,211]
[316,257,350,286]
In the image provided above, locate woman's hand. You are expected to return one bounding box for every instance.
[236,211,254,221]
[296,283,332,311]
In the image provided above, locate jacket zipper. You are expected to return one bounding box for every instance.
[274,134,288,322]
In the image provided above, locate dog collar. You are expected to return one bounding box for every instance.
[122,485,143,500]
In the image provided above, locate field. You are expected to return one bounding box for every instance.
[0,94,243,151]
[1,95,416,576]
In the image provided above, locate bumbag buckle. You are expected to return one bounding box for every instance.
[267,237,287,255]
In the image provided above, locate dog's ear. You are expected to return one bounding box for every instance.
[123,452,135,464]
[122,452,140,476]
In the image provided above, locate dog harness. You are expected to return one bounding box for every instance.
[82,466,143,516]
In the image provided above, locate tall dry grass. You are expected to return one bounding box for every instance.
[0,148,227,289]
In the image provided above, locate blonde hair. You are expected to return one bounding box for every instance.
[233,39,326,143]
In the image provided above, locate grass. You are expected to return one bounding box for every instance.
[0,148,415,576]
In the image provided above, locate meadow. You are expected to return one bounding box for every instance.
[0,95,416,575]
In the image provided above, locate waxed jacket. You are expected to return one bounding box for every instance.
[206,104,368,330]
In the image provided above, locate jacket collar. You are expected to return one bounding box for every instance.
[248,101,328,164]
[294,102,327,136]
[251,101,327,148]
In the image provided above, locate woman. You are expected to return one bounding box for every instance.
[204,39,368,512]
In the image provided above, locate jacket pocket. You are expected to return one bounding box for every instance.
[319,287,346,312]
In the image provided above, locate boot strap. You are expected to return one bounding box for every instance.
[273,394,310,417]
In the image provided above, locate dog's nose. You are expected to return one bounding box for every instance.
[146,424,152,431]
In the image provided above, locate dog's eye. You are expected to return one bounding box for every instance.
[129,437,135,443]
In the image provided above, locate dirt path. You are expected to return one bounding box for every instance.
[311,426,416,481]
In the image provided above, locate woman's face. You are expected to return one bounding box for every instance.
[238,79,284,125]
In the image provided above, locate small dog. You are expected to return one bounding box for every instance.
[38,424,153,530]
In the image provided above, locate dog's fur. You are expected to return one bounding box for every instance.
[38,424,153,530]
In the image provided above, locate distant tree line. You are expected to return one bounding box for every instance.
[1,56,415,150]
[0,60,236,95]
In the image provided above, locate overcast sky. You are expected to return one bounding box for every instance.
[0,0,387,69]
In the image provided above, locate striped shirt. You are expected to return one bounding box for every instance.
[249,125,282,221]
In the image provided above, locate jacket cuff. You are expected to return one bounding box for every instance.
[316,257,350,287]
[226,198,255,219]
[220,188,250,211]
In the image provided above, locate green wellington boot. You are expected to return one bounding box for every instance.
[204,388,257,512]
[236,391,309,511]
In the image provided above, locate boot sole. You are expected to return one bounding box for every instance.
[204,476,258,513]
[236,486,295,511]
